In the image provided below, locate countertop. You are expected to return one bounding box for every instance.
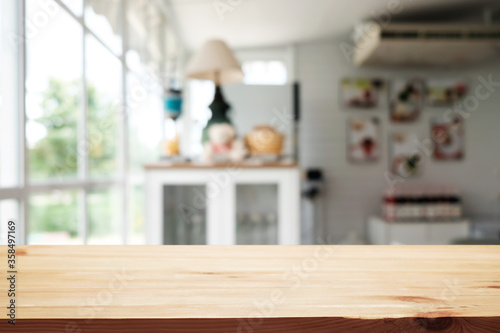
[1,245,499,332]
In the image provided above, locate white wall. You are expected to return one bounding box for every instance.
[224,84,294,157]
[297,37,500,243]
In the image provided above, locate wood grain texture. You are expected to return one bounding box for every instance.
[1,317,500,333]
[1,246,499,332]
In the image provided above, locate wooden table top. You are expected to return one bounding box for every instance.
[1,245,499,332]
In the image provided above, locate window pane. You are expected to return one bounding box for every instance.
[188,80,215,156]
[0,200,19,245]
[129,184,145,244]
[86,35,121,178]
[125,1,165,74]
[61,0,83,16]
[127,72,162,175]
[165,27,180,86]
[26,1,82,182]
[28,190,82,244]
[127,71,162,244]
[88,187,121,244]
[85,0,122,55]
[0,0,20,188]
[242,61,287,85]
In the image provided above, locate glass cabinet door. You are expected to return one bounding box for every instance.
[236,184,278,245]
[163,185,206,245]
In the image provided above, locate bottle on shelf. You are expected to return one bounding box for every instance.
[382,184,462,223]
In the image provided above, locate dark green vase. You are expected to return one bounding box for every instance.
[202,85,232,143]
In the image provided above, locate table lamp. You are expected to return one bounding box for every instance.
[186,40,244,142]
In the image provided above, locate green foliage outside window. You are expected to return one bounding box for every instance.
[29,77,118,180]
[28,78,119,241]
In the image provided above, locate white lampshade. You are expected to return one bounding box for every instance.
[186,40,244,85]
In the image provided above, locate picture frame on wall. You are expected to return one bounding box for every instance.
[340,78,386,109]
[389,78,423,123]
[389,131,423,178]
[347,116,381,163]
[425,78,468,108]
[431,115,464,161]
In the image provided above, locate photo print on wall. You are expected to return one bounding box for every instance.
[389,78,423,123]
[389,131,423,178]
[431,115,464,161]
[426,78,468,108]
[341,78,386,109]
[347,117,381,163]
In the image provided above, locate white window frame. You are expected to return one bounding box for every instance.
[0,0,184,245]
[235,45,297,84]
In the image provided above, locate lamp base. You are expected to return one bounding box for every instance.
[202,85,232,142]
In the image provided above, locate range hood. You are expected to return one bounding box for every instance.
[353,23,500,67]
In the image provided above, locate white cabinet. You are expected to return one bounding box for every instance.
[368,216,470,245]
[145,163,300,245]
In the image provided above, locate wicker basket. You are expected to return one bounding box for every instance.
[245,125,284,155]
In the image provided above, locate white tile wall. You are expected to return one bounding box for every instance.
[297,37,500,243]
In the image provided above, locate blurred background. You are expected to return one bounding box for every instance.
[0,0,499,245]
